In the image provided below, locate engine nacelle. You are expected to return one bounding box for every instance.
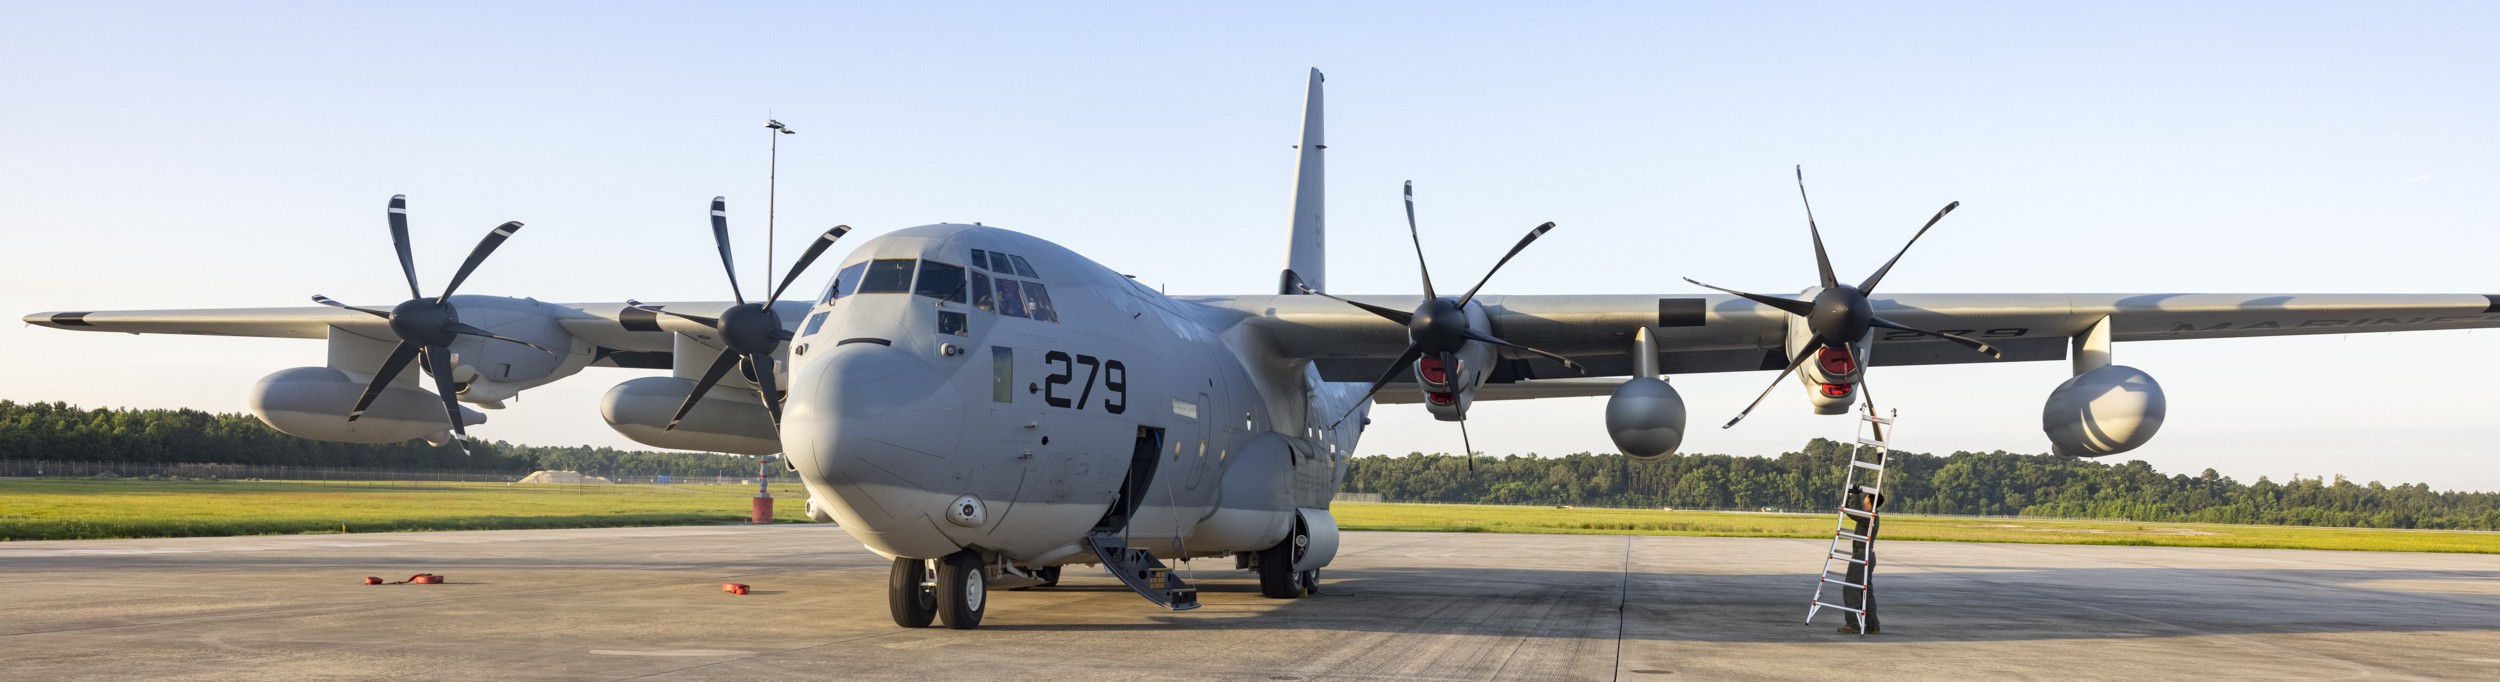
[2043,365,2167,457]
[249,367,484,444]
[1605,377,1687,461]
[601,376,780,455]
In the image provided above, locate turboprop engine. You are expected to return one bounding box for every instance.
[1604,376,1687,460]
[250,367,486,444]
[2042,365,2166,457]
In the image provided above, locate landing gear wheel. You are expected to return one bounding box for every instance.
[935,550,987,630]
[888,557,936,628]
[1257,529,1309,599]
[1038,565,1062,587]
[1301,569,1321,595]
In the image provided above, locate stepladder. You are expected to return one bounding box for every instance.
[1806,405,1893,634]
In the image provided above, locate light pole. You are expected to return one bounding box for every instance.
[764,119,796,293]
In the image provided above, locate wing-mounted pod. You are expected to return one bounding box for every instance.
[2043,317,2166,457]
[1605,328,1689,461]
[251,366,486,444]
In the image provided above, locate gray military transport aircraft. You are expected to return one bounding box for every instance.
[26,69,2500,629]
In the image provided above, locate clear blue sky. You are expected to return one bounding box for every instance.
[4,2,2495,489]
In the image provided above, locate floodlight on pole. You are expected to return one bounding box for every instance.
[765,119,796,294]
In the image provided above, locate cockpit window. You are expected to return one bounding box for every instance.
[1008,254,1039,278]
[996,279,1029,318]
[858,259,917,294]
[829,262,868,301]
[970,249,991,271]
[1024,282,1058,322]
[914,260,968,303]
[971,271,995,311]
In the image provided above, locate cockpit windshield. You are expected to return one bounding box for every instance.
[914,261,967,302]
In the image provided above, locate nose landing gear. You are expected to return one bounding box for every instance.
[889,550,989,629]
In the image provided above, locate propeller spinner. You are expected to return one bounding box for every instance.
[1684,166,2003,430]
[312,195,543,453]
[1296,181,1587,470]
[627,197,850,432]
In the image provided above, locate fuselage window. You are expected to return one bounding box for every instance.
[858,259,917,294]
[971,271,995,311]
[970,249,991,271]
[830,261,868,301]
[802,311,830,337]
[1008,254,1039,278]
[996,279,1029,318]
[915,260,968,303]
[1024,281,1058,322]
[938,310,968,337]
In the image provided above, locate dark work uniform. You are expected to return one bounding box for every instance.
[1842,494,1881,633]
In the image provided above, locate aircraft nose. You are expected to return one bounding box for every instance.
[782,342,967,559]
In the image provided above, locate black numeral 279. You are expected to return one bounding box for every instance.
[1044,351,1126,414]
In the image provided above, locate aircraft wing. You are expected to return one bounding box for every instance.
[21,300,760,367]
[1191,293,2500,386]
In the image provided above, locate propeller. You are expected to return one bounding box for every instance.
[633,197,850,432]
[1296,181,1586,470]
[313,195,538,453]
[1685,166,2002,430]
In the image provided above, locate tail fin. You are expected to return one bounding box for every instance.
[1280,68,1325,295]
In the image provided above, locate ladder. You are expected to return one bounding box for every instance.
[1805,405,1893,633]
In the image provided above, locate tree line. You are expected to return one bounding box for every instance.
[0,401,766,478]
[1344,440,2500,531]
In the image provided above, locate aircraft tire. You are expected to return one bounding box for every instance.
[1257,536,1305,599]
[1038,565,1062,587]
[888,557,937,628]
[1301,569,1320,595]
[935,550,988,630]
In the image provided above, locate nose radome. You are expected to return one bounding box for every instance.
[783,342,967,559]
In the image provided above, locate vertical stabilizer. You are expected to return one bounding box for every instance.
[1280,68,1326,295]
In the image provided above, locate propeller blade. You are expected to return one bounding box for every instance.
[1681,278,1815,317]
[624,300,721,328]
[1460,417,1475,475]
[1725,339,1824,429]
[710,197,745,305]
[1458,328,1586,374]
[445,321,558,355]
[1796,166,1839,290]
[768,225,852,305]
[347,341,422,422]
[1868,317,2003,359]
[1403,181,1437,300]
[436,221,523,302]
[665,349,744,432]
[1295,283,1414,326]
[421,345,467,439]
[1332,345,1426,428]
[749,353,783,429]
[1456,222,1556,308]
[387,195,422,299]
[1858,201,1959,294]
[312,295,390,318]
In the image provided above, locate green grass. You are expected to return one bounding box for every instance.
[1331,502,2500,554]
[0,478,789,541]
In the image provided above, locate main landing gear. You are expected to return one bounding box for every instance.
[890,550,988,630]
[1257,525,1318,599]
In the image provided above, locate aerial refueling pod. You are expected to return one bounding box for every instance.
[2042,365,2166,457]
[601,376,781,455]
[1605,376,1687,461]
[249,367,483,444]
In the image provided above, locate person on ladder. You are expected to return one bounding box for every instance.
[1841,489,1883,635]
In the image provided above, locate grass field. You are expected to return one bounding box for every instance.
[0,478,785,541]
[1331,502,2500,554]
[8,480,2499,553]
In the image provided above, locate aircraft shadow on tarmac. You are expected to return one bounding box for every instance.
[981,564,2500,643]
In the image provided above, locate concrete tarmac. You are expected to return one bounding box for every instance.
[4,525,2498,681]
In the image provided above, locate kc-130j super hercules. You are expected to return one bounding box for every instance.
[28,69,2500,629]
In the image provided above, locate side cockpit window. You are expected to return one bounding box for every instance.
[996,279,1029,318]
[1008,254,1038,278]
[967,248,1057,323]
[1024,282,1057,322]
[971,271,994,311]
